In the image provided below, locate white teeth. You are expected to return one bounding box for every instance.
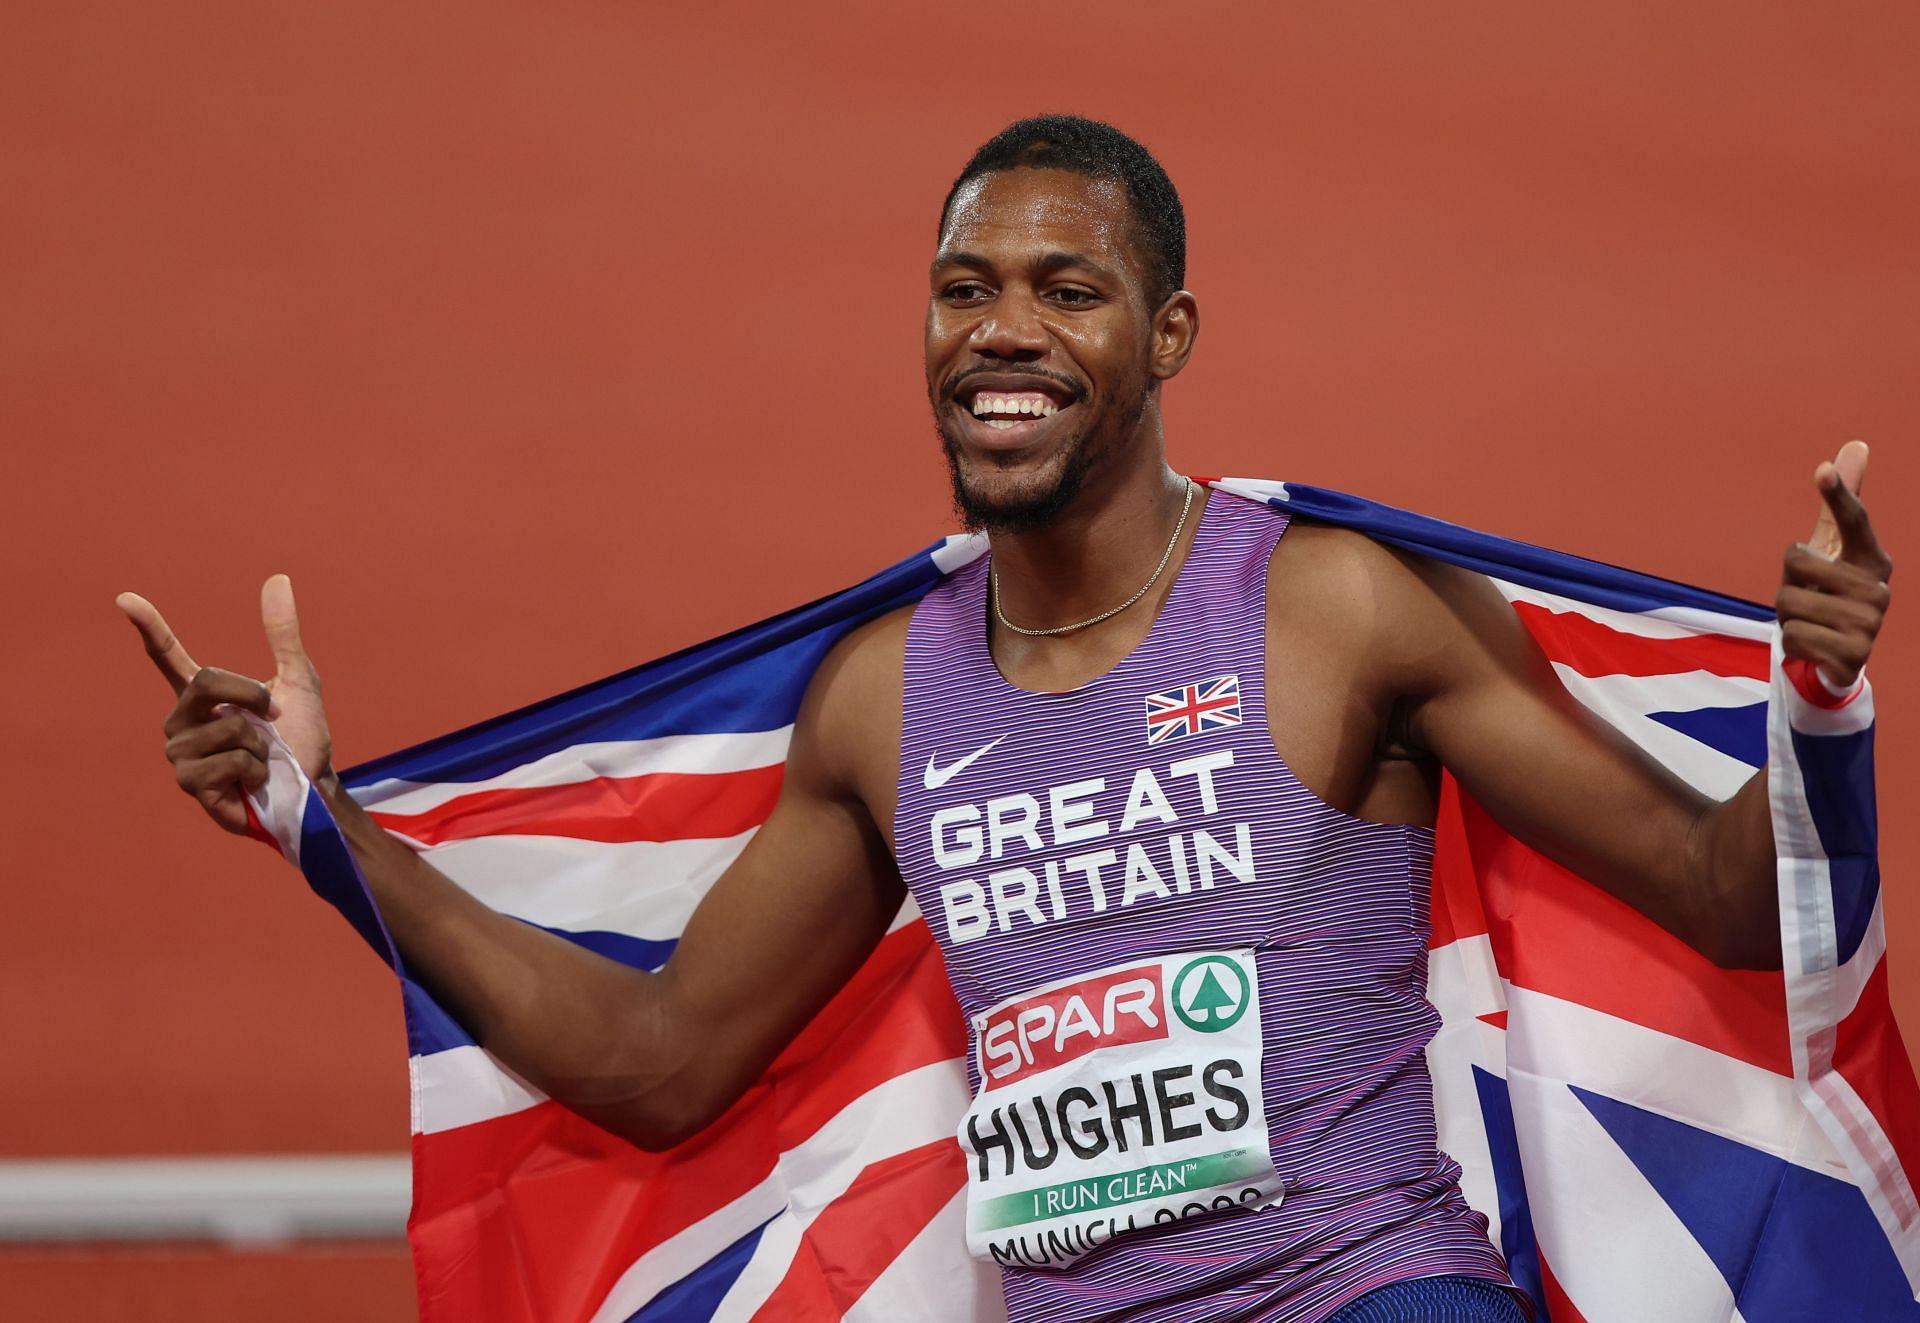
[967,392,1063,419]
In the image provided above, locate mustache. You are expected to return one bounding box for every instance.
[940,365,1088,405]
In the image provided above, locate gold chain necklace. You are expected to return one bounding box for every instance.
[991,478,1197,638]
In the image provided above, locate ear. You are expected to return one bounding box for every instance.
[1149,290,1200,382]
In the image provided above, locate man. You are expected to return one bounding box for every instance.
[120,118,1891,1322]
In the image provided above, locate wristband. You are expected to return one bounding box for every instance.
[1783,657,1866,710]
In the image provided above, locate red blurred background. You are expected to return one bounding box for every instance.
[4,2,1914,1317]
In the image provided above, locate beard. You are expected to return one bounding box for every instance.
[939,428,1097,534]
[934,371,1152,535]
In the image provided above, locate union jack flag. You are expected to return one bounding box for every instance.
[1143,673,1243,744]
[244,477,1920,1322]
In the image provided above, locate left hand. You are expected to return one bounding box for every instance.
[1777,440,1893,690]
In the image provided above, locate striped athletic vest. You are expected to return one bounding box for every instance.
[893,488,1515,1322]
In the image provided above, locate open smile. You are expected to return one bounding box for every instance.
[950,377,1080,449]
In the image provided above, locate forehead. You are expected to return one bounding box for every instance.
[938,168,1144,278]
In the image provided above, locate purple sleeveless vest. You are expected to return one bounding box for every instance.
[894,490,1513,1322]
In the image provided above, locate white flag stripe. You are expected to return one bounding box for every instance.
[1513,1078,1747,1323]
[1424,934,1515,1244]
[1428,934,1507,1024]
[1834,891,1889,1028]
[1784,675,1877,738]
[932,534,989,575]
[590,1060,973,1323]
[1765,639,1920,1285]
[886,892,927,934]
[1493,579,1773,644]
[1559,667,1769,713]
[244,718,314,867]
[410,1044,546,1136]
[1804,1067,1920,1289]
[1552,667,1763,799]
[584,1171,789,1323]
[1211,476,1291,506]
[421,830,755,937]
[780,1062,972,1227]
[351,728,793,815]
[706,1061,973,1321]
[709,1209,806,1322]
[1636,604,1775,643]
[1504,985,1846,1179]
[407,906,939,1138]
[842,1187,1007,1323]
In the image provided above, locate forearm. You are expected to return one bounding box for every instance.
[317,774,704,1146]
[1687,769,1782,969]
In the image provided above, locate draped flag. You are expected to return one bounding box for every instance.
[245,479,1919,1322]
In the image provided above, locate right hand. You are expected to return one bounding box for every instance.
[116,574,334,835]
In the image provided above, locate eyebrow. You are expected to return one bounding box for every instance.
[930,249,1121,282]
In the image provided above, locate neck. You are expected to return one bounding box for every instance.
[987,422,1192,633]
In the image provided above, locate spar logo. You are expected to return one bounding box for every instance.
[978,964,1169,1089]
[1170,955,1250,1033]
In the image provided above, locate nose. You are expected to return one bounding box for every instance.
[967,288,1049,362]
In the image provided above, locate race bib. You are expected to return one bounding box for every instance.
[960,948,1283,1268]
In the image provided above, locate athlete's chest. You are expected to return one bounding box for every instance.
[890,518,1317,988]
[862,563,1423,859]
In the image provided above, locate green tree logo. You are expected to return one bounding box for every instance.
[1172,956,1251,1033]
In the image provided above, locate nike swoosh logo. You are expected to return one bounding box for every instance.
[923,735,1007,791]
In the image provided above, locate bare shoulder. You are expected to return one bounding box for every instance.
[1267,519,1409,600]
[809,602,914,699]
[1265,519,1436,646]
[789,602,914,820]
[1266,518,1527,692]
[1269,517,1488,598]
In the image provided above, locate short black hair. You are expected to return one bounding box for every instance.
[939,115,1186,306]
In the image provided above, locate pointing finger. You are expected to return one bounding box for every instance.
[116,592,200,696]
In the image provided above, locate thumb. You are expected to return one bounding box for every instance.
[260,573,310,673]
[1834,438,1870,498]
[1808,440,1871,555]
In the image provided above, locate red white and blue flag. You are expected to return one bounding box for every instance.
[246,477,1920,1322]
[1143,673,1243,744]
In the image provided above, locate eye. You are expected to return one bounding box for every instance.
[940,281,992,305]
[1047,286,1101,307]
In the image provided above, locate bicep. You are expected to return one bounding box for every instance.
[1405,563,1719,940]
[660,770,901,1084]
[648,619,907,1116]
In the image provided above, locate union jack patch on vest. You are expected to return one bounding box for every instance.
[1143,674,1243,744]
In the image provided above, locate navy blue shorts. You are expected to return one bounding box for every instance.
[1324,1275,1529,1322]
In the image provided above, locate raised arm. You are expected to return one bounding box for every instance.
[118,577,908,1149]
[1390,444,1889,970]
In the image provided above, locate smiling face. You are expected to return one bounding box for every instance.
[927,168,1193,533]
